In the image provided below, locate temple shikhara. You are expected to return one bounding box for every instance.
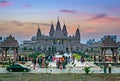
[35,19,83,53]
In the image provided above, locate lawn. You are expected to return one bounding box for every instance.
[0,73,120,81]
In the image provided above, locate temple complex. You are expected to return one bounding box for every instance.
[35,19,83,54]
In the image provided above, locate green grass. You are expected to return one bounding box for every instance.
[0,73,120,81]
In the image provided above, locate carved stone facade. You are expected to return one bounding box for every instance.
[36,19,83,53]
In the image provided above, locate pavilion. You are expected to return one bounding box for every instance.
[100,35,119,63]
[0,35,19,63]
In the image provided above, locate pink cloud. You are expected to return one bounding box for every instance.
[86,13,120,23]
[87,14,107,21]
[82,27,97,33]
[67,27,77,35]
[110,8,120,12]
[0,1,14,7]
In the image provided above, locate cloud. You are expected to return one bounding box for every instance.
[67,26,77,35]
[0,20,52,39]
[23,4,31,8]
[0,0,14,7]
[109,8,120,13]
[40,23,51,26]
[87,14,107,20]
[59,9,78,14]
[13,11,56,14]
[82,27,97,33]
[11,20,24,26]
[86,13,120,23]
[0,27,6,31]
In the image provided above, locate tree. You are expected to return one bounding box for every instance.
[22,47,27,54]
[29,48,33,52]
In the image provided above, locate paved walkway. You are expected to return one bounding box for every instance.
[0,60,120,73]
[28,60,120,73]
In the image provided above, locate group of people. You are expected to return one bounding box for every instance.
[31,54,86,70]
[56,56,71,69]
[32,56,50,69]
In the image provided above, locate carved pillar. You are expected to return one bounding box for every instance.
[14,48,17,62]
[16,48,18,60]
[111,48,114,59]
[2,48,4,63]
[101,48,103,61]
[5,48,8,61]
[103,49,106,63]
[115,49,118,63]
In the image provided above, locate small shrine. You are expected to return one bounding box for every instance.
[100,36,119,63]
[0,35,19,63]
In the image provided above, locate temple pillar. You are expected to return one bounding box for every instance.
[103,49,106,63]
[2,48,4,63]
[5,48,8,61]
[14,48,17,62]
[101,48,103,61]
[115,49,118,63]
[111,48,114,59]
[16,48,18,60]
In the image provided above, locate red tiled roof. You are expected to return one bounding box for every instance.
[101,36,118,48]
[0,35,19,48]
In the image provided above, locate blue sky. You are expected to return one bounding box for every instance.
[0,0,120,44]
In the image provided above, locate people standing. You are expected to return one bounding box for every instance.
[33,58,36,70]
[81,56,84,63]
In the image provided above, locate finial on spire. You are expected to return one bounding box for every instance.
[78,24,80,30]
[57,16,59,20]
[10,34,12,37]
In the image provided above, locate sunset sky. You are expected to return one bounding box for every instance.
[0,0,120,44]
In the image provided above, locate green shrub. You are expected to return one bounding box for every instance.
[83,66,91,74]
[73,54,81,60]
[28,52,40,58]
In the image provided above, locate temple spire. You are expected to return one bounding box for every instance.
[75,26,80,37]
[56,17,61,31]
[49,21,54,36]
[62,22,68,36]
[37,24,41,39]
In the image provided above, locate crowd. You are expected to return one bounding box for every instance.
[31,54,86,70]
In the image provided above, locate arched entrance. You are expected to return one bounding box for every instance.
[0,35,19,63]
